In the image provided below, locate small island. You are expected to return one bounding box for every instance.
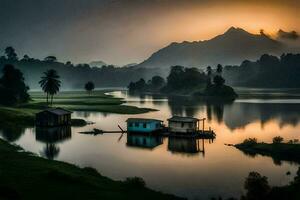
[128,65,237,100]
[235,137,300,164]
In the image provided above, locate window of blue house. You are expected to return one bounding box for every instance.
[135,122,139,127]
[143,123,147,128]
[128,123,133,127]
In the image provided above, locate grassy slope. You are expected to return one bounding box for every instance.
[27,91,156,114]
[0,139,182,200]
[0,90,156,127]
[235,142,300,164]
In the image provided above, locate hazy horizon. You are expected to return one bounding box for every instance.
[1,0,300,65]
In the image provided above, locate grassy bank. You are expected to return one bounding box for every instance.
[27,90,155,114]
[0,90,155,127]
[0,139,182,200]
[235,141,300,164]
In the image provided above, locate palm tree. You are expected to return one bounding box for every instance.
[39,69,61,106]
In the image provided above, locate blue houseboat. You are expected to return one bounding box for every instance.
[126,118,164,133]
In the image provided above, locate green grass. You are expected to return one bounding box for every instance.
[0,90,156,127]
[0,139,183,200]
[26,90,156,114]
[0,107,37,127]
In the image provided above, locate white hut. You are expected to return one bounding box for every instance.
[167,116,200,133]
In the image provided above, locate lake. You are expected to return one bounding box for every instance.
[1,89,300,200]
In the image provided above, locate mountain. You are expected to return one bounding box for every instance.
[137,27,285,70]
[89,60,107,67]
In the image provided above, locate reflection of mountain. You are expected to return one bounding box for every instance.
[127,133,163,149]
[168,137,207,156]
[0,126,25,142]
[224,103,300,130]
[36,126,71,160]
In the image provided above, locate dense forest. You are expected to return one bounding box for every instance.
[2,47,300,90]
[224,53,300,88]
[0,47,159,90]
[128,65,238,99]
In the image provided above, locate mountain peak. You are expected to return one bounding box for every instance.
[225,27,249,35]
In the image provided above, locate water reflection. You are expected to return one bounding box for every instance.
[127,133,163,149]
[167,96,230,122]
[168,137,212,157]
[3,90,300,200]
[224,103,300,130]
[0,126,25,142]
[36,126,71,160]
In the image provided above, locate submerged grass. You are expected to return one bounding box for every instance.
[0,139,183,200]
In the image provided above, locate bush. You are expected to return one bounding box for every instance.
[273,136,284,144]
[244,172,270,200]
[124,177,146,188]
[242,138,258,146]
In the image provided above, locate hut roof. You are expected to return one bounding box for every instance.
[38,107,73,116]
[126,118,163,123]
[167,116,199,123]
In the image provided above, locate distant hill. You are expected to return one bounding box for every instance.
[137,27,284,70]
[89,60,107,67]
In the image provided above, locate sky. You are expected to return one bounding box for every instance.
[0,0,300,65]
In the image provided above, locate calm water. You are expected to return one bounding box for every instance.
[2,90,300,199]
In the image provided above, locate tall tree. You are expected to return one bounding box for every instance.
[4,46,18,60]
[39,69,61,105]
[151,76,165,89]
[84,81,95,95]
[216,64,223,75]
[0,64,30,105]
[206,66,213,86]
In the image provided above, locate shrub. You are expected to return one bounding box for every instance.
[124,177,146,188]
[242,138,258,146]
[272,136,284,144]
[244,172,270,200]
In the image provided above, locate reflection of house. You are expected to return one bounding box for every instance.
[36,108,72,127]
[36,126,71,143]
[168,137,204,154]
[127,133,163,149]
[167,116,199,133]
[126,118,163,133]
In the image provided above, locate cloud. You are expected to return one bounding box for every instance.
[277,29,299,40]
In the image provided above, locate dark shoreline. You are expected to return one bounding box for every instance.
[0,139,184,200]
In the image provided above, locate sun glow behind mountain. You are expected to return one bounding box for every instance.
[0,0,300,65]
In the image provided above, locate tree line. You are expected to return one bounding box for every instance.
[0,46,158,89]
[0,64,95,106]
[128,64,237,98]
[223,53,300,88]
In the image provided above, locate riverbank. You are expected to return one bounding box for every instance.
[0,139,182,200]
[28,90,156,114]
[0,90,156,127]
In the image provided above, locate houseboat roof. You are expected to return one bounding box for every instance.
[37,107,73,116]
[126,118,163,123]
[167,116,199,123]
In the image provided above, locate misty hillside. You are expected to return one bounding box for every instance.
[137,27,284,70]
[0,57,160,90]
